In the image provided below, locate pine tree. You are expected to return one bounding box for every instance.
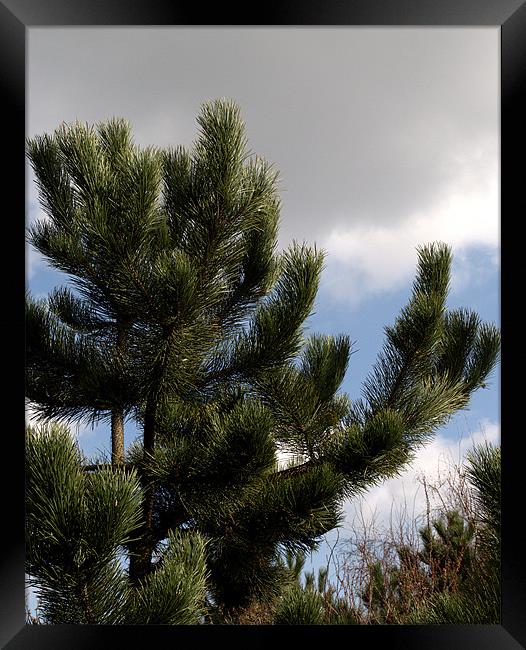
[26,118,166,466]
[418,509,476,592]
[26,99,500,621]
[26,422,209,624]
[273,551,357,624]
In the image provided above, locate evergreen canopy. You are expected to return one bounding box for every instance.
[26,99,500,621]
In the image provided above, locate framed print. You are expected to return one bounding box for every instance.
[2,0,524,647]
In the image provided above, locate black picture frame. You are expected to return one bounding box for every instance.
[2,1,524,647]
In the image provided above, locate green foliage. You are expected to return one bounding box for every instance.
[255,333,352,458]
[232,242,324,373]
[324,409,408,496]
[466,443,501,544]
[26,423,142,623]
[124,530,209,625]
[26,423,209,625]
[273,551,357,625]
[274,585,326,625]
[418,510,476,591]
[356,244,499,442]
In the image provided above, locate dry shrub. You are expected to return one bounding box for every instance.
[326,451,479,624]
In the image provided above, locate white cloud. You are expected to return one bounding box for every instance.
[321,159,499,305]
[342,419,500,534]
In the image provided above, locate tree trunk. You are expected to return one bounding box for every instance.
[128,398,157,584]
[111,408,125,466]
[111,323,127,467]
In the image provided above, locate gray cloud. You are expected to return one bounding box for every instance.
[28,27,498,253]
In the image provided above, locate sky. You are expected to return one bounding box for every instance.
[26,27,500,589]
